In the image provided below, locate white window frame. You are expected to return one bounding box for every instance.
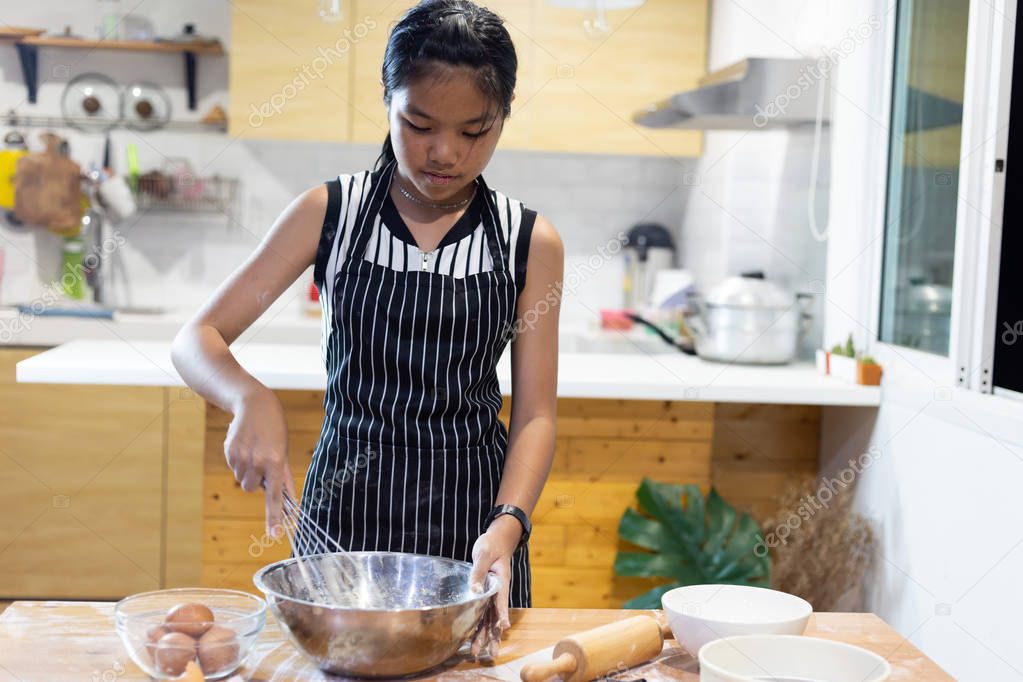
[866,0,1018,397]
[960,0,1017,398]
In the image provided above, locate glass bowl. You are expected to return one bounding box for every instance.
[114,587,266,680]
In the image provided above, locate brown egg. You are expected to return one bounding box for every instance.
[198,626,240,674]
[154,631,197,677]
[145,624,170,660]
[164,602,214,638]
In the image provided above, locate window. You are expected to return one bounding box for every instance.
[879,0,970,356]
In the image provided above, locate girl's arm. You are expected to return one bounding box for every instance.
[171,185,328,534]
[471,213,564,625]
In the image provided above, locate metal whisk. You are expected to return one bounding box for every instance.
[275,489,382,607]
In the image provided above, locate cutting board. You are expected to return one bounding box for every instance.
[0,603,954,680]
[13,133,81,230]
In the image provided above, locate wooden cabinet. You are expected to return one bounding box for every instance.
[508,0,706,156]
[229,0,355,142]
[230,0,707,156]
[0,349,204,599]
[350,0,418,145]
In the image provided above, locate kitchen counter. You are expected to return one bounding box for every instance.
[15,338,880,405]
[0,601,952,680]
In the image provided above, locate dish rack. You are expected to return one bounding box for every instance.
[132,161,239,215]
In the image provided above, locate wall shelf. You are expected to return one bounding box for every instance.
[2,110,227,134]
[1,35,225,111]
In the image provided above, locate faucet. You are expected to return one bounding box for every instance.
[81,169,109,306]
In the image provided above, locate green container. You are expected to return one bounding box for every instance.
[60,237,86,300]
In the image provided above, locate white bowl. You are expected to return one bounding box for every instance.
[699,634,892,682]
[661,584,812,654]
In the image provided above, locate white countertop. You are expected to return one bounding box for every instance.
[15,339,881,406]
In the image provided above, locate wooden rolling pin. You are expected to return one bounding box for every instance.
[520,615,672,682]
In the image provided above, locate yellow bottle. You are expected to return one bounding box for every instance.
[0,148,26,210]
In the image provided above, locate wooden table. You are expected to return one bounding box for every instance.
[0,602,952,680]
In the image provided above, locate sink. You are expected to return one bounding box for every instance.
[114,305,170,316]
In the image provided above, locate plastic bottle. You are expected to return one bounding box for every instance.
[60,237,86,300]
[97,0,121,40]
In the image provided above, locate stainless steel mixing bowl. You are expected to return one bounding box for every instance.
[252,551,499,678]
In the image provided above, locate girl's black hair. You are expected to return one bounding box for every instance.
[375,0,517,170]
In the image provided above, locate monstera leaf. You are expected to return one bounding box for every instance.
[614,478,770,609]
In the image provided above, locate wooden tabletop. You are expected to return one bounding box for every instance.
[0,601,952,680]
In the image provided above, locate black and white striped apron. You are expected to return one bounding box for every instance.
[299,159,531,607]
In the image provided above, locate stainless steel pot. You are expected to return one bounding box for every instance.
[685,273,812,365]
[253,552,499,678]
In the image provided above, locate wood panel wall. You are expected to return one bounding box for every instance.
[523,398,713,607]
[201,393,820,607]
[711,403,821,521]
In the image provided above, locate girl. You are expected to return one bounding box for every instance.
[172,0,563,628]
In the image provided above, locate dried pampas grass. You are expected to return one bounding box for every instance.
[759,476,876,612]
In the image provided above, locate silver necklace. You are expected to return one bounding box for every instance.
[395,179,476,210]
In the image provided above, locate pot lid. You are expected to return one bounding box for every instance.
[705,271,794,308]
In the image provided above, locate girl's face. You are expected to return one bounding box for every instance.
[387,64,504,202]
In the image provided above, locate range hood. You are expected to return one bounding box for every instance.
[634,57,830,130]
[635,56,965,132]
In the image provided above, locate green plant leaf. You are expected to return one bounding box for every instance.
[719,514,762,565]
[614,479,772,597]
[704,488,736,559]
[635,479,703,555]
[614,551,706,583]
[618,507,682,553]
[682,484,706,544]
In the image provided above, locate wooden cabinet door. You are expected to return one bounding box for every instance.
[518,0,706,157]
[349,0,418,145]
[349,0,540,149]
[0,349,165,598]
[229,0,355,141]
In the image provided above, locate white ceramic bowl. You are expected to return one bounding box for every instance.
[699,634,892,682]
[661,584,812,655]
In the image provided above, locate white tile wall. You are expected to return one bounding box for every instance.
[0,3,691,332]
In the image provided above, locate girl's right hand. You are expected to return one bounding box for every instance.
[224,386,296,536]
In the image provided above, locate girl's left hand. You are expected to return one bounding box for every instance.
[468,515,523,650]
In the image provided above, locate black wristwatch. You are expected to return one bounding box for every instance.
[484,504,531,550]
